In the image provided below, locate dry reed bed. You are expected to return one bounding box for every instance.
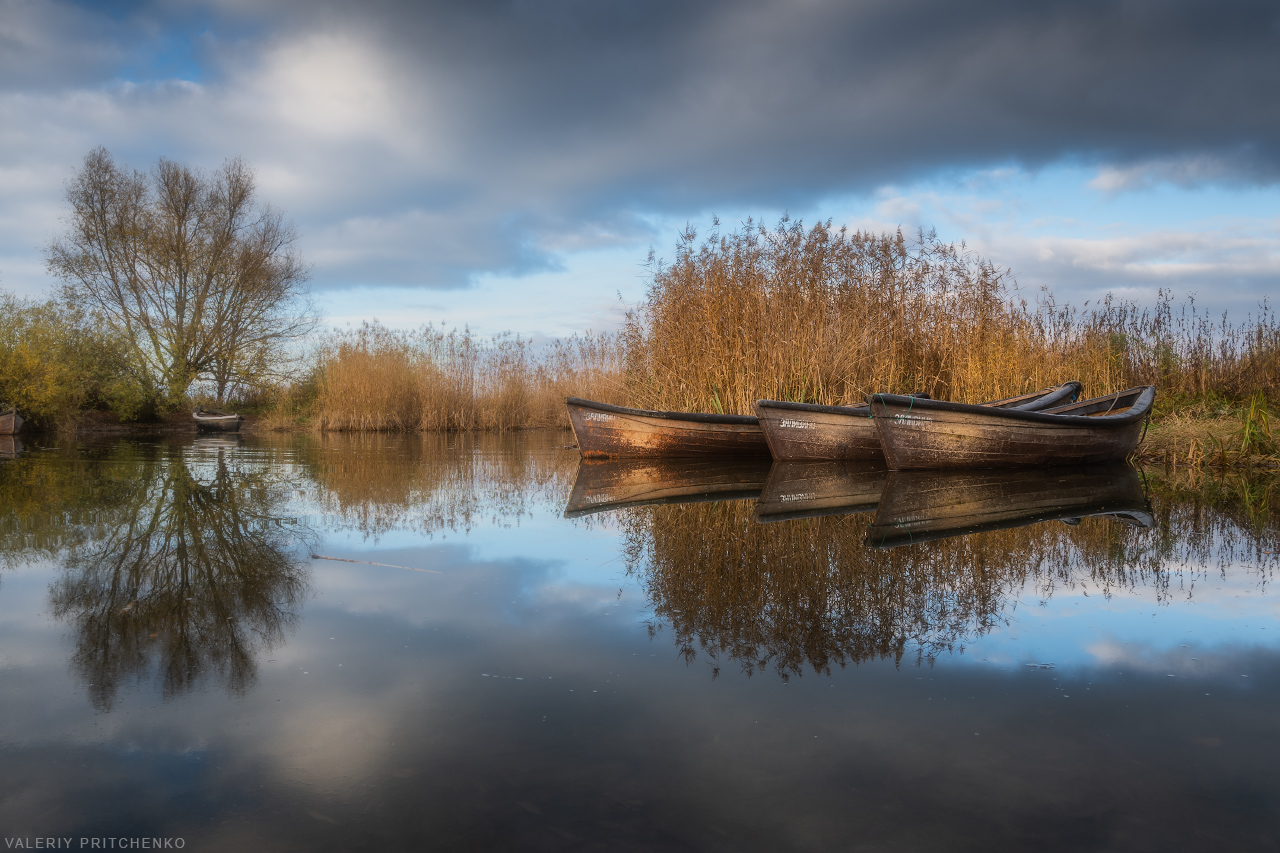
[305,323,623,432]
[271,218,1278,437]
[622,219,1280,414]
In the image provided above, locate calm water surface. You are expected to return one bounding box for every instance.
[0,433,1277,851]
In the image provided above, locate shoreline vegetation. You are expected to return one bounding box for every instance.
[4,218,1278,469]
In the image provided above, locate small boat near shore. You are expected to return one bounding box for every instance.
[566,397,770,458]
[193,408,244,433]
[868,385,1155,470]
[0,408,24,436]
[0,435,24,459]
[865,465,1153,548]
[754,382,1081,461]
[564,458,771,517]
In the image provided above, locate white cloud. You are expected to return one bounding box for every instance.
[1089,155,1262,194]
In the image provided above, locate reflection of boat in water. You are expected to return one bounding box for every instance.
[866,465,1153,548]
[0,435,24,459]
[190,434,244,452]
[566,397,770,459]
[754,461,887,523]
[564,458,772,518]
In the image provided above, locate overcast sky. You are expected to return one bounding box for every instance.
[2,0,1277,337]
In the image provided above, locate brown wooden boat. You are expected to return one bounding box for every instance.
[865,465,1153,548]
[868,385,1154,470]
[753,461,888,523]
[754,382,1081,461]
[564,458,771,518]
[193,408,244,433]
[566,397,770,459]
[0,408,24,436]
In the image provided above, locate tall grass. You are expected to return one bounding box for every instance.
[274,217,1278,433]
[309,323,623,432]
[622,218,1280,413]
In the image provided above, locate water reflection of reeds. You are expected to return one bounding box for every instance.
[276,431,579,538]
[4,435,1278,705]
[621,469,1279,679]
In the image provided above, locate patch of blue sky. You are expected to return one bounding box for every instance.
[305,492,630,580]
[115,33,206,86]
[314,243,646,339]
[817,161,1280,237]
[956,569,1280,670]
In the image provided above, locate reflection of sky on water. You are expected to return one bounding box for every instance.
[960,568,1280,670]
[0,436,1277,849]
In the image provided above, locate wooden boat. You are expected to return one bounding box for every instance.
[868,385,1155,470]
[566,397,770,459]
[0,408,24,435]
[564,458,771,518]
[865,465,1153,548]
[0,435,24,460]
[754,382,1081,461]
[753,461,888,523]
[193,408,244,433]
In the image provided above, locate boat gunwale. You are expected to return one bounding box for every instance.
[193,409,242,422]
[755,382,1082,418]
[866,505,1153,548]
[866,385,1154,428]
[565,396,759,426]
[753,400,871,417]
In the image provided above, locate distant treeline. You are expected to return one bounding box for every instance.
[4,218,1279,436]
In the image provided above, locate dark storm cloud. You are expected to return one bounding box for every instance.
[319,0,1280,206]
[5,0,1278,295]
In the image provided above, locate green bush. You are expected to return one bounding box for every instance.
[0,292,154,426]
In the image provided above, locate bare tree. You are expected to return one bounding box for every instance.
[47,148,316,406]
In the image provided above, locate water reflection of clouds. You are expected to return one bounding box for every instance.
[5,436,1280,847]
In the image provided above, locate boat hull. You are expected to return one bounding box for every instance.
[753,461,888,523]
[566,397,769,459]
[868,387,1154,470]
[752,401,882,461]
[0,409,23,436]
[866,465,1152,547]
[564,458,771,517]
[193,415,244,433]
[755,384,1082,462]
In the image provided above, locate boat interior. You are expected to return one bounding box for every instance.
[1044,386,1151,418]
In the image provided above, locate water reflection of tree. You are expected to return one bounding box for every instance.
[41,443,311,710]
[625,491,1280,680]
[0,444,150,568]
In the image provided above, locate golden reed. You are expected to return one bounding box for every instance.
[277,218,1277,435]
[622,218,1280,414]
[302,323,624,432]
